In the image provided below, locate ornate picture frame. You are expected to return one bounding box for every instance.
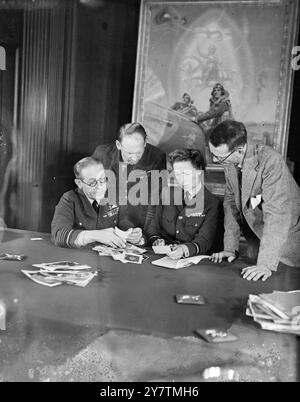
[132,0,299,173]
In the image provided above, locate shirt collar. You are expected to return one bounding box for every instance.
[185,182,202,200]
[78,188,101,206]
[237,144,247,169]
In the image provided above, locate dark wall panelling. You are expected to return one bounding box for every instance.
[58,0,140,202]
[71,1,139,156]
[17,0,74,232]
[287,23,300,186]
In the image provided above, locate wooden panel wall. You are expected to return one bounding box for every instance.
[72,1,139,154]
[11,0,140,233]
[16,0,75,232]
[54,0,140,210]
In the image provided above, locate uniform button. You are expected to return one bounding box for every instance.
[178,216,183,220]
[176,230,179,234]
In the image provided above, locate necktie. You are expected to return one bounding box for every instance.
[184,191,191,205]
[237,166,242,191]
[92,200,100,214]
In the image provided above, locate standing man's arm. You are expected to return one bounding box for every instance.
[223,174,242,255]
[211,172,241,263]
[242,155,294,281]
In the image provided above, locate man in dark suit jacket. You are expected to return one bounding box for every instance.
[92,122,166,243]
[209,120,300,281]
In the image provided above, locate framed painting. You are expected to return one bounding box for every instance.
[132,0,299,174]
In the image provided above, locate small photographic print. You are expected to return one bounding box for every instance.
[122,253,143,264]
[176,294,205,305]
[32,261,91,271]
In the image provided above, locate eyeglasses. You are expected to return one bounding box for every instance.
[80,176,107,187]
[210,148,236,164]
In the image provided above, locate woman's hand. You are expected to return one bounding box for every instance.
[167,245,184,259]
[153,238,165,246]
[210,250,236,263]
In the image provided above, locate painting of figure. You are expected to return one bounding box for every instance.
[133,0,299,167]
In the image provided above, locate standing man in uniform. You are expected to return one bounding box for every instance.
[92,122,166,244]
[209,120,300,281]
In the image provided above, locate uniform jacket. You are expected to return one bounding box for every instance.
[223,143,300,270]
[51,189,119,248]
[145,185,220,256]
[92,142,166,231]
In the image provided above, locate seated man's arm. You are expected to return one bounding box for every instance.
[51,193,83,248]
[51,195,126,248]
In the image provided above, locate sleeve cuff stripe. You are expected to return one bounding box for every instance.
[56,228,69,246]
[66,229,74,247]
[192,242,200,254]
[149,235,160,240]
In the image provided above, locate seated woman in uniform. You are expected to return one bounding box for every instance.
[146,149,220,259]
[51,156,143,248]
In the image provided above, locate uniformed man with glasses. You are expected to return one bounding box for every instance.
[51,156,128,248]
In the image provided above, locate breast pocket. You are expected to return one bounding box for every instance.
[106,206,119,217]
[185,216,205,232]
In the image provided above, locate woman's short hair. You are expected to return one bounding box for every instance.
[168,148,206,170]
[209,120,247,151]
[118,122,147,142]
[73,157,102,179]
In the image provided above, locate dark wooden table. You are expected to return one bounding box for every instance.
[0,228,299,382]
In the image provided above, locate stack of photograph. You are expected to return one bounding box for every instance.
[247,291,300,335]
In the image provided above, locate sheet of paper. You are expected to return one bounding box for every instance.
[152,245,172,255]
[152,255,210,269]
